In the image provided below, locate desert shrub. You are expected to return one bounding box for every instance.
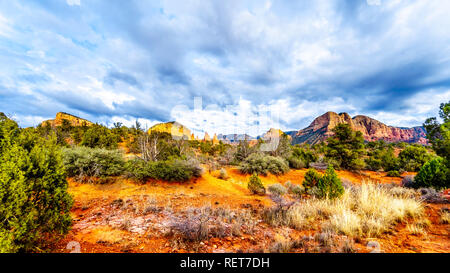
[81,124,119,149]
[63,146,125,182]
[303,168,322,190]
[0,118,72,252]
[364,156,383,171]
[126,158,203,183]
[288,156,306,169]
[239,153,289,175]
[399,145,433,172]
[218,168,228,180]
[315,166,345,199]
[401,175,415,188]
[248,173,266,195]
[414,157,449,190]
[386,170,401,177]
[268,183,288,196]
[288,146,318,169]
[284,181,305,196]
[290,185,305,196]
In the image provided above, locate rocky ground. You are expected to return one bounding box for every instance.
[52,168,449,253]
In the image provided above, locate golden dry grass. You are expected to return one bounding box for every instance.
[286,181,424,237]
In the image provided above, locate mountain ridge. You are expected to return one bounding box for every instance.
[291,111,427,145]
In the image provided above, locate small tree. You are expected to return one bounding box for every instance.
[316,166,344,199]
[0,118,72,252]
[303,168,322,190]
[414,157,449,190]
[325,124,365,170]
[248,173,266,195]
[398,145,433,172]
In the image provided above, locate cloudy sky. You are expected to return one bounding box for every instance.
[0,0,449,136]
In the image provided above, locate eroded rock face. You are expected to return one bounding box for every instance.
[203,132,211,141]
[292,112,427,144]
[148,121,193,140]
[41,112,93,127]
[212,133,219,145]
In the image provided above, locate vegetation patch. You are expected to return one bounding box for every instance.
[239,153,289,175]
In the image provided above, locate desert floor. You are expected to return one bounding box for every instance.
[52,168,449,253]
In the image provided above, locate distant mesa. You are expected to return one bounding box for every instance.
[40,112,93,127]
[261,128,291,141]
[148,121,194,140]
[35,111,427,145]
[291,111,427,145]
[217,134,255,143]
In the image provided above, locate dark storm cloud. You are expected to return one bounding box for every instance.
[0,0,449,130]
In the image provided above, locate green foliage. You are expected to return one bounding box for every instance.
[0,117,72,252]
[414,157,449,190]
[234,140,254,162]
[365,147,399,172]
[325,123,366,170]
[239,153,289,175]
[126,158,203,182]
[315,166,344,199]
[62,147,125,182]
[398,145,433,172]
[81,124,119,149]
[288,145,317,169]
[424,101,450,161]
[420,101,450,189]
[268,183,288,196]
[364,156,383,171]
[386,170,401,177]
[248,173,266,195]
[303,168,322,190]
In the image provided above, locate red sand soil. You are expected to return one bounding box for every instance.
[52,167,449,253]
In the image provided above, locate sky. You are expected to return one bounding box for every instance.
[0,0,449,136]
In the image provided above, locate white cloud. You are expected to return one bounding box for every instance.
[66,0,80,6]
[367,0,381,6]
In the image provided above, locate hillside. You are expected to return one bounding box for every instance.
[148,121,194,140]
[41,112,93,127]
[291,112,427,145]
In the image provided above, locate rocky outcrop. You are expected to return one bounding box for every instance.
[41,112,93,127]
[261,128,292,141]
[217,134,255,143]
[203,132,211,142]
[292,112,427,144]
[148,121,193,140]
[212,133,219,145]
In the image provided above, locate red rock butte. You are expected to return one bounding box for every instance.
[291,111,427,145]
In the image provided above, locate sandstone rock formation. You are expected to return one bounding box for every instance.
[212,133,219,145]
[292,111,427,144]
[41,112,93,127]
[261,128,291,141]
[148,121,193,140]
[203,132,211,142]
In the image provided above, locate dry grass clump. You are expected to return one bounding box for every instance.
[439,210,450,224]
[280,181,424,237]
[269,234,293,253]
[406,223,427,235]
[168,205,258,242]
